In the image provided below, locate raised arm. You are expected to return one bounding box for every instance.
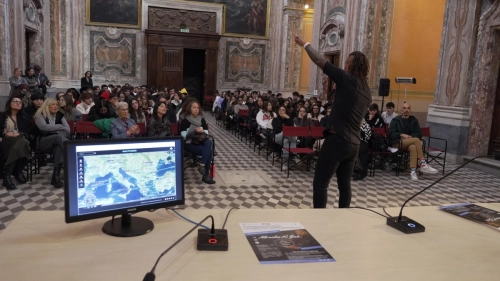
[294,35,326,69]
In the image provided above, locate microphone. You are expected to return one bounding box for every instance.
[143,215,215,281]
[387,155,494,234]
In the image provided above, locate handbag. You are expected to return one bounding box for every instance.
[191,131,209,145]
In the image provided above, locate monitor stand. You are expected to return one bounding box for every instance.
[102,213,154,237]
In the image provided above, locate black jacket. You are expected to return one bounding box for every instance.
[81,77,93,90]
[271,116,293,135]
[387,115,422,145]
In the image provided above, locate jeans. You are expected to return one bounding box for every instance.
[184,140,213,174]
[274,132,297,160]
[312,134,359,208]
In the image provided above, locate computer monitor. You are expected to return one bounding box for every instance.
[64,137,185,237]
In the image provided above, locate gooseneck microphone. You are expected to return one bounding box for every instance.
[387,155,494,234]
[143,215,215,281]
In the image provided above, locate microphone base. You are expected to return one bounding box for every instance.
[386,216,425,234]
[197,229,229,251]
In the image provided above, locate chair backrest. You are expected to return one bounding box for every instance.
[310,126,325,138]
[283,126,310,137]
[373,127,387,138]
[81,114,87,121]
[238,109,249,117]
[171,122,179,136]
[75,121,102,134]
[67,120,77,139]
[137,122,146,135]
[421,127,430,137]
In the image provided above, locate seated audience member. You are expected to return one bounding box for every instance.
[23,93,44,119]
[110,102,140,138]
[293,106,311,127]
[157,95,177,123]
[147,102,172,137]
[272,106,296,170]
[308,104,324,126]
[65,88,80,104]
[249,97,264,133]
[256,101,276,131]
[233,97,249,115]
[34,98,70,188]
[177,97,197,123]
[86,99,116,122]
[108,92,120,115]
[58,95,82,121]
[128,98,146,124]
[76,91,94,114]
[381,102,398,125]
[365,103,385,128]
[179,101,215,184]
[387,103,438,180]
[1,97,34,190]
[353,119,371,181]
[294,106,313,148]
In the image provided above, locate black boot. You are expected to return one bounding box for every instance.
[2,162,17,190]
[51,165,64,188]
[14,158,27,184]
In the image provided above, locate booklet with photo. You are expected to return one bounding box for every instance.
[439,203,500,231]
[240,222,335,264]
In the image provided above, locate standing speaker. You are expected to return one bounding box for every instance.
[379,78,390,97]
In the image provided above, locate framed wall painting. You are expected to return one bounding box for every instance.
[86,0,142,29]
[186,0,270,39]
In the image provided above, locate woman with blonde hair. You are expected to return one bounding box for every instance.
[34,98,70,188]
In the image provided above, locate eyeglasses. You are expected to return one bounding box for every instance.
[11,100,22,104]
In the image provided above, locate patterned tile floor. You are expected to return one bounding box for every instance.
[1,112,500,232]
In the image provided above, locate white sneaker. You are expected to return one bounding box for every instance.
[420,163,438,174]
[410,170,418,181]
[282,163,288,171]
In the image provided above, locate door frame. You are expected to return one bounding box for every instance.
[145,30,221,102]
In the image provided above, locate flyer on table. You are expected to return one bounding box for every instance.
[240,222,335,264]
[440,203,500,231]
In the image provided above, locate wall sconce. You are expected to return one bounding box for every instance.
[304,4,309,9]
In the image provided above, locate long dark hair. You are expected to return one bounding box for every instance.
[4,96,25,117]
[128,98,141,121]
[348,51,370,89]
[152,101,168,121]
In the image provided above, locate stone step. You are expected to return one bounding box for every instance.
[463,156,500,178]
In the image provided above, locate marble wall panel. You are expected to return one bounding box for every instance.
[434,0,481,107]
[467,1,500,156]
[89,30,137,79]
[218,37,270,90]
[148,7,217,33]
[50,0,66,76]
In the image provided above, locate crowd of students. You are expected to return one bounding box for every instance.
[2,83,217,190]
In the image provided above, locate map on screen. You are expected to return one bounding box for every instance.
[77,149,177,211]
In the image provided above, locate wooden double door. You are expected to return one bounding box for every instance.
[146,30,221,103]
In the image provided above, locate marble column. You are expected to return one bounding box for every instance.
[307,0,325,95]
[466,1,500,156]
[269,0,285,92]
[280,1,307,91]
[426,0,483,159]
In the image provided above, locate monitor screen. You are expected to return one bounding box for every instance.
[64,137,185,237]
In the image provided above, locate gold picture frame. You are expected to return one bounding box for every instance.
[186,0,271,39]
[86,0,142,29]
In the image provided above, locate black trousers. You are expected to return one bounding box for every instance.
[354,140,369,176]
[313,134,359,208]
